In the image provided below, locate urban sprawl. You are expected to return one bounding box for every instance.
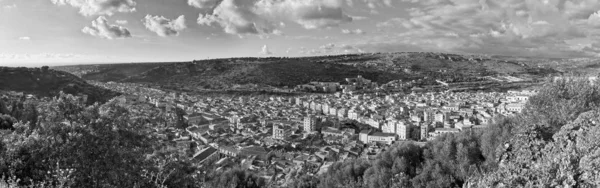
[92,75,536,186]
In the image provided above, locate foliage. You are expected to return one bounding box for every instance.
[523,76,600,139]
[0,66,120,105]
[201,168,266,188]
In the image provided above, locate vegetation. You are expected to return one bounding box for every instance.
[0,67,119,104]
[55,52,564,91]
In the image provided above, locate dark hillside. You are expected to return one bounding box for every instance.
[0,67,119,104]
[53,63,172,82]
[123,58,411,90]
[55,52,572,90]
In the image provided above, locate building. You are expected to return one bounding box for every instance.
[321,127,344,137]
[192,147,219,164]
[337,108,348,118]
[219,145,240,157]
[368,132,397,145]
[430,128,461,138]
[505,103,524,113]
[434,112,445,125]
[304,115,318,133]
[359,131,397,145]
[273,124,290,140]
[395,121,410,140]
[420,124,429,141]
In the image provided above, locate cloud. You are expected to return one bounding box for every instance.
[115,20,128,24]
[50,0,136,16]
[258,0,353,29]
[188,0,220,10]
[193,0,353,35]
[143,15,187,37]
[197,0,276,35]
[82,16,131,39]
[353,0,393,10]
[350,15,368,21]
[18,37,30,40]
[320,43,336,50]
[3,4,16,9]
[353,0,600,58]
[342,29,365,34]
[259,45,273,55]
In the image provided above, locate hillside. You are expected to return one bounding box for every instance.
[55,52,572,90]
[52,62,174,81]
[0,67,119,104]
[122,57,415,90]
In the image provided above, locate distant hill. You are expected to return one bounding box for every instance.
[55,52,575,90]
[52,62,174,82]
[0,67,119,104]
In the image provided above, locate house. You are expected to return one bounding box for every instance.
[192,147,219,164]
[359,131,397,145]
[367,132,397,145]
[219,145,240,157]
[273,124,292,140]
[321,127,344,137]
[505,103,524,113]
[240,146,269,159]
[337,108,348,118]
[430,128,461,138]
[185,113,209,125]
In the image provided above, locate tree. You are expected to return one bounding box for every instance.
[41,66,49,73]
[0,114,16,130]
[0,100,9,115]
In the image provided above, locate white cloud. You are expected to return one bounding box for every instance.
[587,10,600,27]
[342,29,366,34]
[0,53,95,60]
[143,15,187,37]
[188,0,220,10]
[350,15,368,21]
[320,43,336,50]
[115,20,128,24]
[355,0,600,58]
[18,37,30,40]
[194,0,353,35]
[197,0,276,35]
[259,45,273,55]
[258,0,353,29]
[50,0,136,16]
[82,16,131,39]
[3,4,16,9]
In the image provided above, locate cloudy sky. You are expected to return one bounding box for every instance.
[2,0,600,66]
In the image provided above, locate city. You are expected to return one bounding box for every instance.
[88,74,537,186]
[2,0,600,187]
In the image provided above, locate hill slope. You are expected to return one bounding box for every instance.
[56,52,571,90]
[123,57,413,90]
[0,67,119,104]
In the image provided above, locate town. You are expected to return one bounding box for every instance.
[90,75,536,186]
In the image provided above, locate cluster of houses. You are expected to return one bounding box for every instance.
[92,80,537,186]
[296,75,379,93]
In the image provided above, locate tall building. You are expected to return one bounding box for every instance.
[396,121,410,140]
[420,124,429,141]
[304,115,318,133]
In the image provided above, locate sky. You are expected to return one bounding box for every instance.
[2,0,600,67]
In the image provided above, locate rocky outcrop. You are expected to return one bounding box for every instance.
[467,110,600,187]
